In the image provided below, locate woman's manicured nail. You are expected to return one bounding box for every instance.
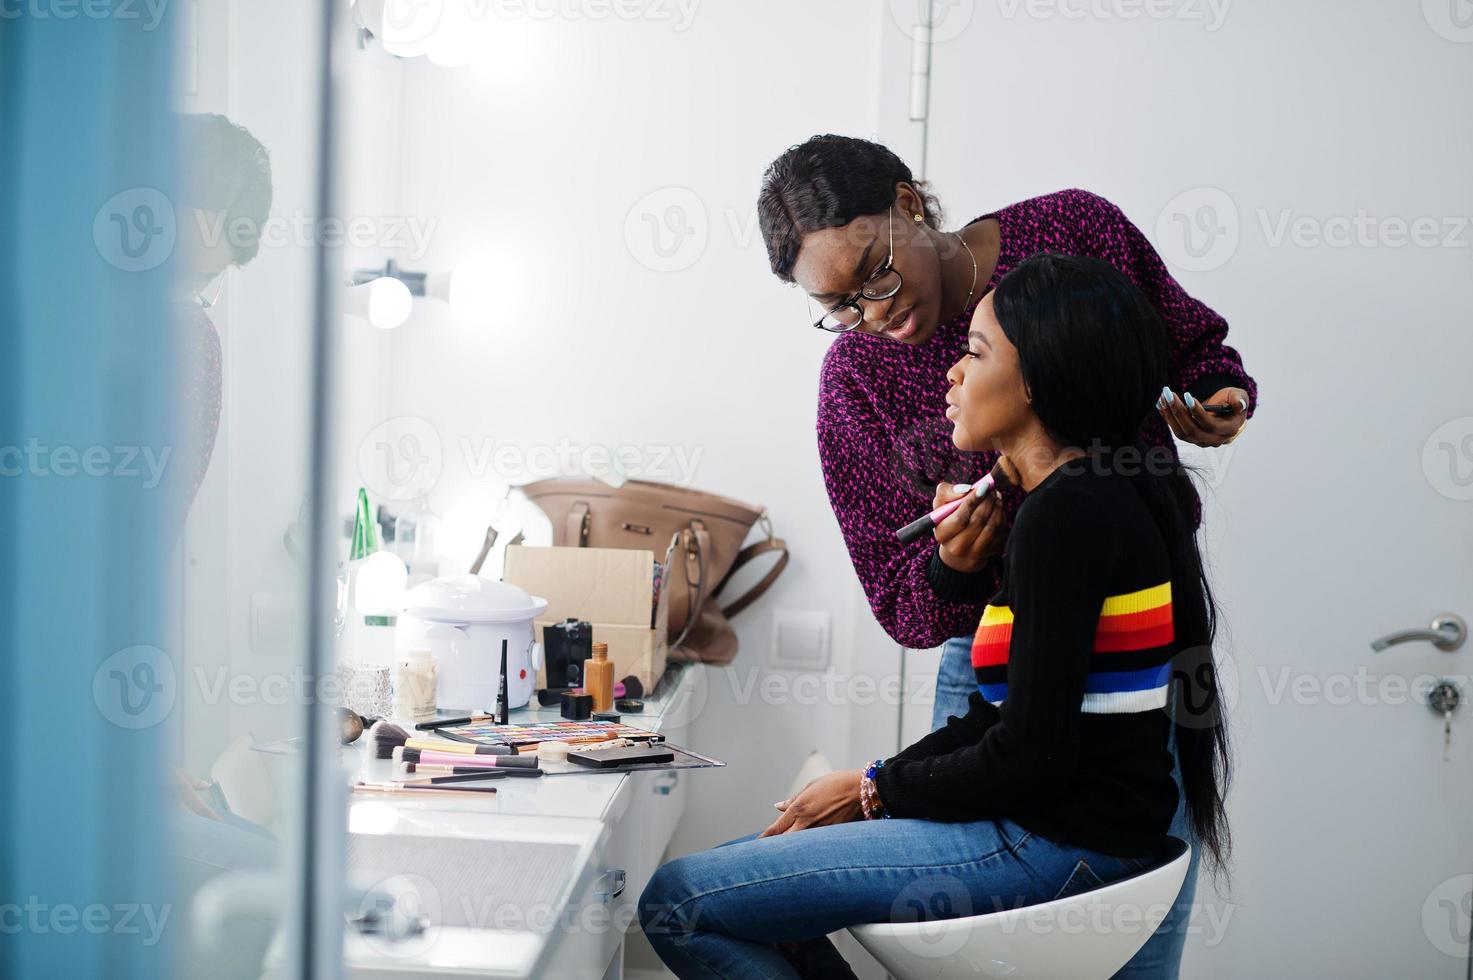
[1159,386,1174,404]
[952,483,972,493]
[1183,392,1197,410]
[1155,396,1165,411]
[774,801,787,810]
[1237,397,1249,413]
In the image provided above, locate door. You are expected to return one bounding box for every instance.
[884,1,1473,976]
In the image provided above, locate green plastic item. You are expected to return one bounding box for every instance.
[350,488,378,561]
[350,488,392,626]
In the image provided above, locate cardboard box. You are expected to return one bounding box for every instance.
[502,544,669,693]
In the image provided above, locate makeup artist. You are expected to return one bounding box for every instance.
[753,135,1256,980]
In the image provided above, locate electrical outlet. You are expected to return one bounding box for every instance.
[770,610,831,670]
[250,592,296,656]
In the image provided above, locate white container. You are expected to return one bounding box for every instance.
[395,574,548,713]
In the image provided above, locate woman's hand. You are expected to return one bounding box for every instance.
[932,482,1007,574]
[759,769,865,837]
[1158,386,1249,448]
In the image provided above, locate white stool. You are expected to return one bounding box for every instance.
[848,838,1191,980]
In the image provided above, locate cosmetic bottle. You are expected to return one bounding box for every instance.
[585,641,614,713]
[395,648,438,721]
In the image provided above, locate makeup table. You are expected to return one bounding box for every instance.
[340,661,709,980]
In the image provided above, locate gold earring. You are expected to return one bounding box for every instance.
[914,213,924,223]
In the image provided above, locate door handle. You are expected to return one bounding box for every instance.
[1371,614,1466,653]
[595,868,627,903]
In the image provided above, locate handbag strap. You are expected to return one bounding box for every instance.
[668,522,710,654]
[712,536,789,619]
[565,501,590,547]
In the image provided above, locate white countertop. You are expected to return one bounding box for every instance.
[341,662,707,978]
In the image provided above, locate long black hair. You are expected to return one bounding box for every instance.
[992,252,1233,874]
[757,134,941,283]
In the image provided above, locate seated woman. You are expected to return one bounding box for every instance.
[638,252,1232,979]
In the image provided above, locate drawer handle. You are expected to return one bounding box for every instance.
[653,770,680,796]
[596,868,627,903]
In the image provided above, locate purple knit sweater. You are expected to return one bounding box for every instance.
[816,189,1257,650]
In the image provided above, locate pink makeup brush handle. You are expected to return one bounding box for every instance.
[928,473,996,523]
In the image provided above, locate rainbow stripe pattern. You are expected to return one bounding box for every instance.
[972,582,1175,714]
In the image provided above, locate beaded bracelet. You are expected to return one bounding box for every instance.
[859,759,890,820]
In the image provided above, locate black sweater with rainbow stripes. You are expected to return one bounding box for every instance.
[873,462,1180,858]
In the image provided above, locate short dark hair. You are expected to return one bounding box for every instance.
[757,134,940,283]
[179,113,272,266]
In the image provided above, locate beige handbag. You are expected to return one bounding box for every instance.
[520,478,788,664]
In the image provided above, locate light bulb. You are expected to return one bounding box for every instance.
[380,0,443,57]
[354,550,408,616]
[343,276,412,330]
[351,0,385,34]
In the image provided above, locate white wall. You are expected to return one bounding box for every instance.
[912,2,1473,976]
[338,0,919,869]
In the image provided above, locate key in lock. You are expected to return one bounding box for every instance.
[1427,680,1462,761]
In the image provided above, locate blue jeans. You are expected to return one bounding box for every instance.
[639,816,1152,979]
[934,635,1198,979]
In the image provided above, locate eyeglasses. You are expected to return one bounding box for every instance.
[810,206,903,333]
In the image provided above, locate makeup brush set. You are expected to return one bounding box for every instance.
[367,718,717,781]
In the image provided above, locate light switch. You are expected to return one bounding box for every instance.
[770,610,831,670]
[250,592,295,656]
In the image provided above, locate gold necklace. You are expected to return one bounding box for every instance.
[957,230,978,307]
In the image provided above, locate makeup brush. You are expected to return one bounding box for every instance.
[352,781,498,796]
[393,746,541,768]
[399,770,508,785]
[370,721,514,759]
[404,762,543,778]
[895,458,1014,545]
[414,713,494,731]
